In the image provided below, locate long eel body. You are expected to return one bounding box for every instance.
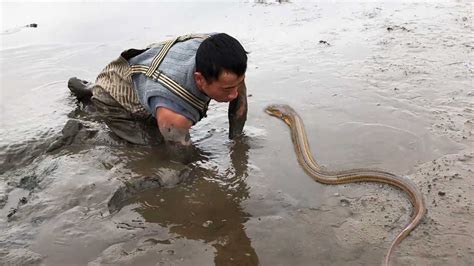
[265,104,426,266]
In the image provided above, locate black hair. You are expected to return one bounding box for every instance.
[196,33,248,82]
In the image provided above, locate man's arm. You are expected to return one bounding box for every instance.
[228,81,248,139]
[156,107,193,146]
[155,107,206,163]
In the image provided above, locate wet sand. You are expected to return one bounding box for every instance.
[1,1,473,265]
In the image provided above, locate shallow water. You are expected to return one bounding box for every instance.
[1,1,473,265]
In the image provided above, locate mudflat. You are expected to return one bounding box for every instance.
[1,1,472,265]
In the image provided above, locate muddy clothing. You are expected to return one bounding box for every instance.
[90,86,163,145]
[90,34,214,145]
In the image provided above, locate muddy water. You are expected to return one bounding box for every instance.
[1,1,473,265]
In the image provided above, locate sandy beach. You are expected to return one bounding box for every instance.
[1,1,473,265]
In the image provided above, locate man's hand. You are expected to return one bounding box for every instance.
[228,81,248,139]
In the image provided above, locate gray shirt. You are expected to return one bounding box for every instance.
[128,37,211,124]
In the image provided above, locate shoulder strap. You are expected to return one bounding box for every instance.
[130,64,208,114]
[145,36,179,77]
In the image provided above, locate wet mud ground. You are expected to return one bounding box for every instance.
[1,1,473,265]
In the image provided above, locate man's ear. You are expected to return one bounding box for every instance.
[194,72,205,89]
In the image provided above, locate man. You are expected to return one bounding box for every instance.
[68,33,248,148]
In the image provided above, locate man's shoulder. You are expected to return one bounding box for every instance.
[146,33,217,49]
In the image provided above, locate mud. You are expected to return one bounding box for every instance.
[1,1,473,265]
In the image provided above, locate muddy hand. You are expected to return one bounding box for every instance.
[228,83,248,139]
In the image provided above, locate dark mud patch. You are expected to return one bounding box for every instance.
[386,25,411,32]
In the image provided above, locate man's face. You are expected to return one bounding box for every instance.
[195,71,245,102]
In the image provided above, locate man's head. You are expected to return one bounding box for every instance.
[194,33,248,102]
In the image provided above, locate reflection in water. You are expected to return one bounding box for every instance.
[110,137,258,265]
